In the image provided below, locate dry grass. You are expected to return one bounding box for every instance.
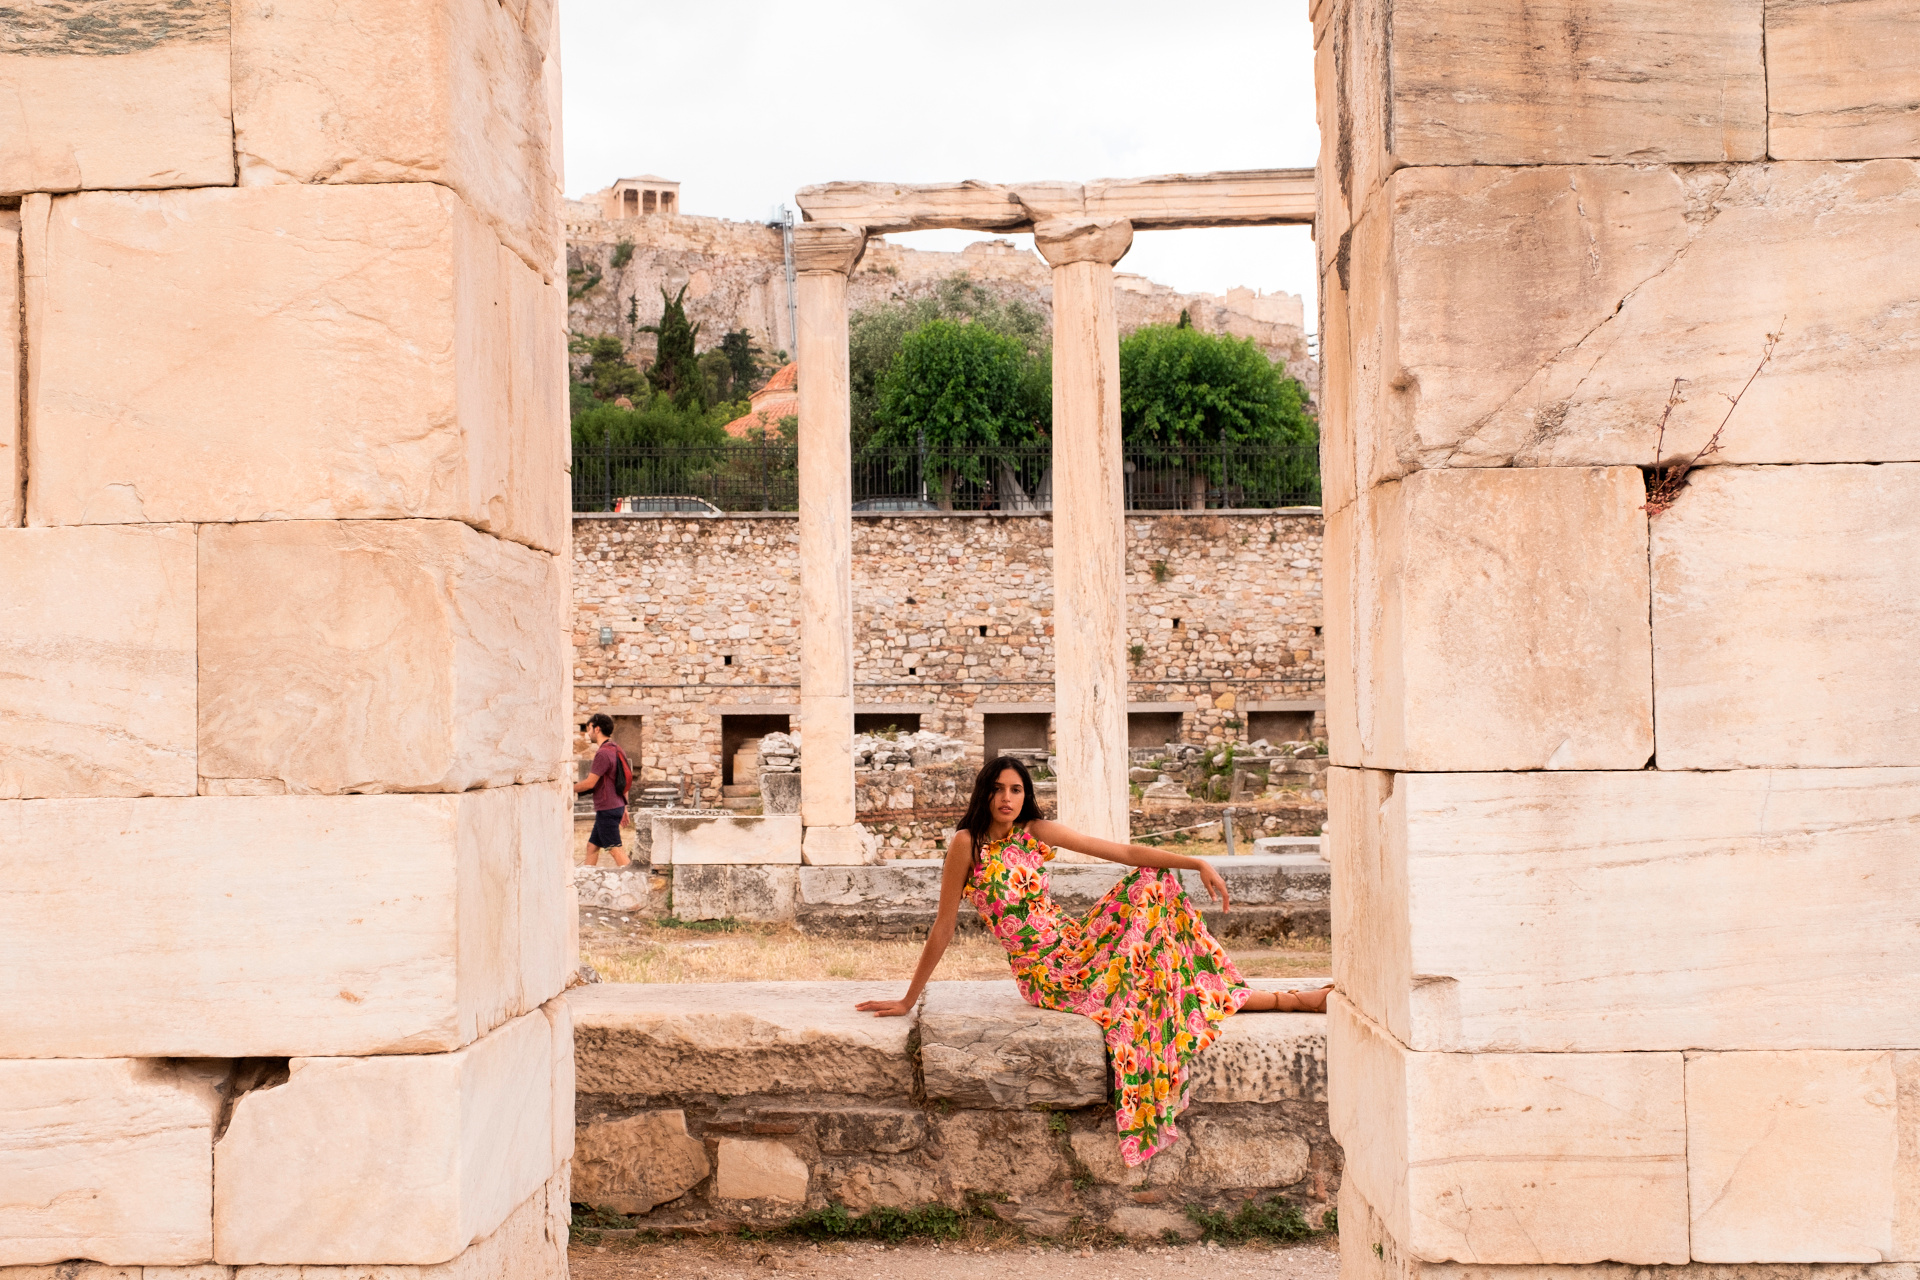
[580,921,1331,986]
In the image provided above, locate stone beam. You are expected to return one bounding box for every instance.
[793,169,1315,233]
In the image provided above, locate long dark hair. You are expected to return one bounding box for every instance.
[957,756,1042,858]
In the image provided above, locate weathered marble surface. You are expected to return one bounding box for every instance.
[918,981,1107,1109]
[0,219,17,526]
[1325,468,1653,771]
[570,981,916,1100]
[0,1058,224,1266]
[1331,996,1689,1266]
[0,526,196,799]
[214,1004,563,1265]
[197,520,564,795]
[1337,161,1920,484]
[714,1138,811,1204]
[230,0,560,279]
[0,785,569,1058]
[0,2,234,196]
[26,185,563,551]
[654,814,803,865]
[1333,768,1920,1053]
[1767,0,1920,161]
[1653,464,1920,769]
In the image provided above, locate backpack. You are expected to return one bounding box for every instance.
[608,744,631,801]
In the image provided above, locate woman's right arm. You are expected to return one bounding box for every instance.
[854,831,975,1017]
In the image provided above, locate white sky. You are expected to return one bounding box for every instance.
[558,0,1322,331]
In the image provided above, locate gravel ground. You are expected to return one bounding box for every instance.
[568,1236,1341,1279]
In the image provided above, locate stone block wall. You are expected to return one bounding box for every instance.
[572,509,1324,804]
[568,980,1337,1239]
[1317,0,1920,1271]
[0,2,573,1273]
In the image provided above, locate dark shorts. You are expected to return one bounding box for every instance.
[590,806,625,848]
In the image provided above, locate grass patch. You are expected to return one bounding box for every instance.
[1185,1196,1330,1244]
[651,915,743,933]
[780,1201,973,1242]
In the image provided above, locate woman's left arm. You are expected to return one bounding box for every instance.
[1027,820,1231,911]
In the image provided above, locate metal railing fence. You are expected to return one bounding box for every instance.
[570,442,1320,514]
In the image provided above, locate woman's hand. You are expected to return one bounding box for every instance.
[854,997,915,1018]
[1197,861,1231,912]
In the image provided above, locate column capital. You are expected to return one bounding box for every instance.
[792,222,868,275]
[1033,216,1133,268]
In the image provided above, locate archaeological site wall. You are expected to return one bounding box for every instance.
[1,1,575,1274]
[1317,0,1920,1273]
[571,509,1326,808]
[563,207,1319,388]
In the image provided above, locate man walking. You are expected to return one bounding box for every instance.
[575,714,632,867]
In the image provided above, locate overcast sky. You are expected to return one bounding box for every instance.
[558,1,1322,330]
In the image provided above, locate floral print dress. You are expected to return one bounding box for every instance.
[965,829,1251,1165]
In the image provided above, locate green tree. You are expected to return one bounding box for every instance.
[1118,325,1318,507]
[719,329,764,392]
[571,335,646,405]
[848,274,1048,450]
[641,285,705,410]
[871,320,1046,503]
[698,348,735,403]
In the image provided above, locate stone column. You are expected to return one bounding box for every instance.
[1036,217,1134,844]
[1319,0,1920,1271]
[792,222,873,865]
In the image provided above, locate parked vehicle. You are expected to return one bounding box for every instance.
[614,495,723,515]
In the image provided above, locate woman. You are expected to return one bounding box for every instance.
[855,755,1331,1166]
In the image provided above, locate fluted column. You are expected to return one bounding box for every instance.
[792,222,872,863]
[1036,217,1133,843]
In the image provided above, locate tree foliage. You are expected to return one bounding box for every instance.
[1118,325,1315,448]
[641,285,705,410]
[871,320,1047,458]
[572,335,645,406]
[719,329,764,392]
[569,396,744,451]
[848,274,1049,451]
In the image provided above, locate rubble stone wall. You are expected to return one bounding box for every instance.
[0,2,574,1273]
[572,509,1326,810]
[1317,0,1920,1271]
[568,979,1337,1239]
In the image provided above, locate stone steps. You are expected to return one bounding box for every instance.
[568,978,1333,1238]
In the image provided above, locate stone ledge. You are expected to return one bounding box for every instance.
[569,978,1335,1238]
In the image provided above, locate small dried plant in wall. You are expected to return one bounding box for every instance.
[1642,324,1784,517]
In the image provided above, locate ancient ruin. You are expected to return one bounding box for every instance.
[5,0,1918,1273]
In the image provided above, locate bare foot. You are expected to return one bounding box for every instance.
[1244,984,1332,1013]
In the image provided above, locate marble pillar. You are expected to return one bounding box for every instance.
[792,222,873,865]
[1036,217,1134,844]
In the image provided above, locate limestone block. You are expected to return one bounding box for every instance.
[223,1164,570,1279]
[761,770,802,814]
[0,220,16,527]
[798,863,944,908]
[655,814,802,864]
[927,1111,1073,1200]
[1384,0,1765,166]
[27,185,562,551]
[1688,1050,1903,1262]
[1329,767,1410,1037]
[1769,0,1920,160]
[0,785,569,1058]
[1181,1115,1311,1190]
[1187,1005,1328,1103]
[543,998,574,1169]
[1337,469,1652,771]
[230,0,559,279]
[918,980,1108,1109]
[1653,464,1920,768]
[570,982,916,1100]
[0,5,234,196]
[197,520,564,794]
[1354,162,1920,479]
[0,526,196,798]
[802,823,880,865]
[1350,768,1920,1053]
[671,865,799,923]
[1330,996,1690,1265]
[0,1058,223,1266]
[714,1138,810,1204]
[214,1003,559,1265]
[571,1110,710,1214]
[499,245,570,558]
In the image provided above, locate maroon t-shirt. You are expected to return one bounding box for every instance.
[590,741,629,811]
